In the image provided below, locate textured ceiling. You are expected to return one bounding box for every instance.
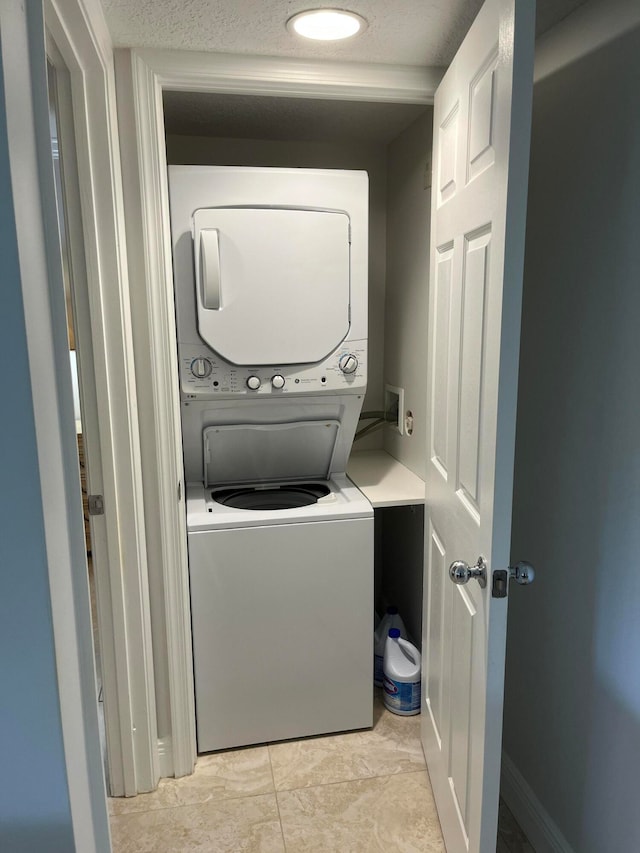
[163,92,429,144]
[101,0,590,67]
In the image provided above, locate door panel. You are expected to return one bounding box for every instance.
[421,1,535,851]
[426,522,447,744]
[458,226,490,520]
[438,105,460,204]
[431,245,454,479]
[468,50,499,181]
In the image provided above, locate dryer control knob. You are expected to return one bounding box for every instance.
[191,357,212,379]
[339,354,358,374]
[271,374,285,390]
[246,375,261,391]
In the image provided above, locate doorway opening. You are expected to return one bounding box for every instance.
[158,86,431,745]
[47,58,107,782]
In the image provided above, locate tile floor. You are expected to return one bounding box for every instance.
[109,693,532,852]
[109,692,442,852]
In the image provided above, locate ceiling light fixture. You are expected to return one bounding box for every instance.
[286,9,367,41]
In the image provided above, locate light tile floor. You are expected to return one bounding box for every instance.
[109,692,532,852]
[109,692,443,852]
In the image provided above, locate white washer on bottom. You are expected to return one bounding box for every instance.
[187,474,373,753]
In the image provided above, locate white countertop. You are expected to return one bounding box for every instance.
[347,449,425,508]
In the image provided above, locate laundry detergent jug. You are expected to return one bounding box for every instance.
[374,606,406,687]
[382,628,421,716]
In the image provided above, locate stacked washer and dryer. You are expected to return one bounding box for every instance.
[169,166,373,753]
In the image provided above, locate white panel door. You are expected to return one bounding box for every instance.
[421,1,534,851]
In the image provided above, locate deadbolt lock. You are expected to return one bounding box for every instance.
[491,561,535,598]
[88,494,104,516]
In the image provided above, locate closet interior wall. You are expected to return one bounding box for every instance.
[379,111,431,645]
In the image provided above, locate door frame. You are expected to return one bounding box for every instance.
[115,46,443,777]
[44,0,158,796]
[1,0,111,848]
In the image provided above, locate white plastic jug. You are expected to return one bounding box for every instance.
[374,606,406,687]
[382,628,421,716]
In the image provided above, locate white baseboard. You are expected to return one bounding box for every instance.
[501,752,574,853]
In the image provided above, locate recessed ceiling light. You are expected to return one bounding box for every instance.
[286,9,367,41]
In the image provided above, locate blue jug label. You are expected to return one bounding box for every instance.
[383,675,421,712]
[374,653,384,686]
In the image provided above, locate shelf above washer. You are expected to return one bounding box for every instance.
[347,450,425,508]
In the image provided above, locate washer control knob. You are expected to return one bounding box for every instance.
[246,375,261,391]
[271,374,286,390]
[190,357,212,379]
[339,354,358,374]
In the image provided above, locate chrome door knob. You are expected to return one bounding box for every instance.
[509,561,535,585]
[449,556,487,589]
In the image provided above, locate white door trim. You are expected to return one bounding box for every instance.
[1,1,109,848]
[116,46,443,778]
[136,48,443,103]
[45,0,159,796]
[114,47,198,779]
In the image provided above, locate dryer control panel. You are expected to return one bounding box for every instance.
[179,340,367,400]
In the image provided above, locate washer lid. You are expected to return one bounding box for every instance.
[193,207,350,366]
[202,421,340,487]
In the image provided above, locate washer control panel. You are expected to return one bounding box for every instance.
[191,357,213,379]
[179,340,367,400]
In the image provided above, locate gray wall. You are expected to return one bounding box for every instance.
[374,113,431,650]
[166,133,388,443]
[0,51,74,853]
[383,112,432,479]
[504,22,640,852]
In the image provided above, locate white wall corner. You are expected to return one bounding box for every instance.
[501,752,575,853]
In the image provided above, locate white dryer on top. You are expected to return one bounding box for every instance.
[168,165,368,405]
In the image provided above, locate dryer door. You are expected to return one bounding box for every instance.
[193,207,351,365]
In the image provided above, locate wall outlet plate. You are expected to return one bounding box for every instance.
[385,384,404,435]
